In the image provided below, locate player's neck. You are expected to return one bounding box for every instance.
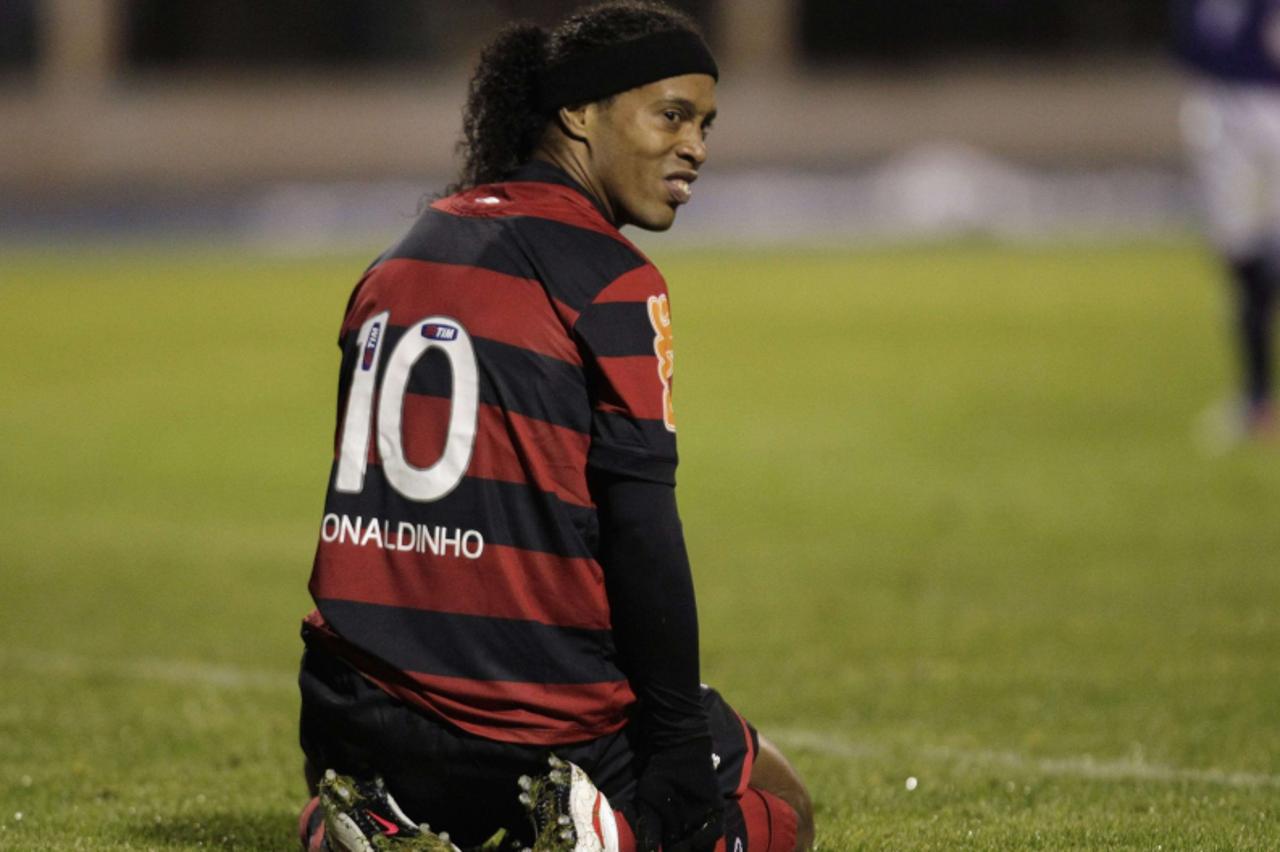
[530,148,616,225]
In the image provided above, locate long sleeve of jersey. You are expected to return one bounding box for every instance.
[592,471,710,746]
[569,236,705,741]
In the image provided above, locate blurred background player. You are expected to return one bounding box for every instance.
[295,3,813,851]
[1175,0,1280,441]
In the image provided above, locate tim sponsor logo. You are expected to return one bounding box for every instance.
[422,323,459,341]
[361,322,382,370]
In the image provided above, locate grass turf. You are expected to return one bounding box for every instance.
[0,240,1276,849]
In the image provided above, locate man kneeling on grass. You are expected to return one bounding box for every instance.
[295,4,813,850]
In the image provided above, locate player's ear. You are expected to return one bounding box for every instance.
[556,103,593,143]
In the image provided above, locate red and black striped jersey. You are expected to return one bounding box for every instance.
[305,160,679,746]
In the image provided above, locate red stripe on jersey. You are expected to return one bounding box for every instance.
[349,258,582,367]
[311,540,610,629]
[377,668,634,745]
[592,355,667,421]
[395,392,448,469]
[388,397,591,506]
[304,611,634,745]
[551,296,581,328]
[478,404,592,506]
[339,270,378,336]
[591,264,668,304]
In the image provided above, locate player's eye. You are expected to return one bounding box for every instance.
[663,110,681,123]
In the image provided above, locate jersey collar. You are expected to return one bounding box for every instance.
[507,159,613,224]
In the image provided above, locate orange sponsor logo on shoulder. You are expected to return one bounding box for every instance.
[646,294,676,432]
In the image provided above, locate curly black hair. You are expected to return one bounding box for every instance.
[450,1,704,193]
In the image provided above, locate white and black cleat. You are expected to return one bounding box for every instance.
[318,768,464,852]
[516,756,618,852]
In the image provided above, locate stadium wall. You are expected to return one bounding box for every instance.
[1,59,1187,194]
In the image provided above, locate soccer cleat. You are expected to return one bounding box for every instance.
[318,768,463,852]
[516,756,619,852]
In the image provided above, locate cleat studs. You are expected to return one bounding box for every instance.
[324,769,336,781]
[518,775,532,790]
[558,815,570,825]
[518,792,531,806]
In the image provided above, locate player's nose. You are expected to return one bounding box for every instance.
[676,129,708,166]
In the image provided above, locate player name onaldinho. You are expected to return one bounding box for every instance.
[320,513,484,559]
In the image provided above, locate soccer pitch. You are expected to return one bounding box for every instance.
[1,240,1277,849]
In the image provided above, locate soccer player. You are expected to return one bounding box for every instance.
[1175,0,1280,440]
[296,3,814,851]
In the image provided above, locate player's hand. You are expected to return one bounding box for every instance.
[632,736,723,852]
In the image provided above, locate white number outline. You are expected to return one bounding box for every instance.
[334,312,479,502]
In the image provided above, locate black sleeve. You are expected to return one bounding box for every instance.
[593,470,723,850]
[591,470,708,747]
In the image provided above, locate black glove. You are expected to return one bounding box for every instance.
[631,737,723,852]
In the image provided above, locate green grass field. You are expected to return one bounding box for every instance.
[1,239,1277,850]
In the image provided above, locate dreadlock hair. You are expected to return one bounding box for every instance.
[450,1,704,193]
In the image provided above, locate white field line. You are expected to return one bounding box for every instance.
[0,648,295,692]
[7,650,1278,791]
[770,728,1280,790]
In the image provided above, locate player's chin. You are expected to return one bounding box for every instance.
[631,205,679,232]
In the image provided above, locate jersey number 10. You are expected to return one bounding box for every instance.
[333,310,479,502]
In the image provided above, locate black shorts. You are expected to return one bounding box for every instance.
[299,645,758,848]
